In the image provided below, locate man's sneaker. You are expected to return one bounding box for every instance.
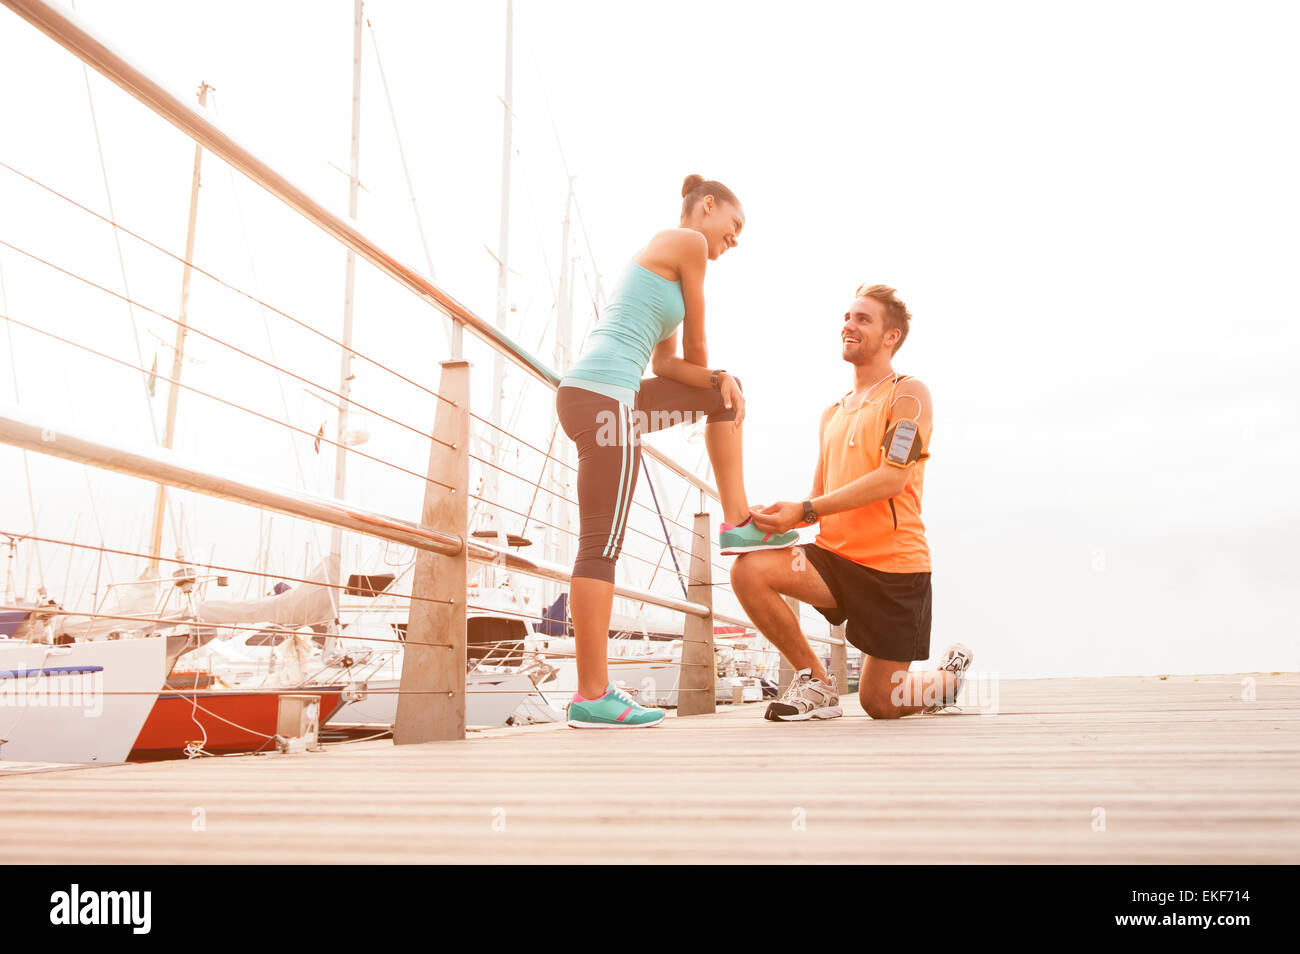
[719,517,800,555]
[924,642,974,714]
[764,669,843,722]
[567,684,666,729]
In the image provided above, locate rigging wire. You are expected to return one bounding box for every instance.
[0,259,46,593]
[0,239,456,456]
[68,0,184,556]
[364,17,447,321]
[209,90,330,576]
[0,160,457,410]
[0,308,457,494]
[1,532,455,611]
[0,602,446,649]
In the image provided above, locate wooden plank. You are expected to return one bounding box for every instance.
[1,674,1296,864]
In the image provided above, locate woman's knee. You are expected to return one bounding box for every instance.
[572,554,617,585]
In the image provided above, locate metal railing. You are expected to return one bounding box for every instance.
[0,0,846,746]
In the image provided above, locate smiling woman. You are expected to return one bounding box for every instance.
[553,172,799,727]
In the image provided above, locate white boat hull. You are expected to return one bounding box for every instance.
[331,670,536,729]
[530,657,682,708]
[0,637,167,763]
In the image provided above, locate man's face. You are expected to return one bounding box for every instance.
[841,296,893,363]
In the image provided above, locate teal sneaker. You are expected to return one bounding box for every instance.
[719,517,800,555]
[567,684,666,729]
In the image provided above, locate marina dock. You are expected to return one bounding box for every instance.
[2,672,1296,864]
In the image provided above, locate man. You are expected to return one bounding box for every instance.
[732,283,972,721]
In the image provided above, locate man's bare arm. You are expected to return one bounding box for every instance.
[752,380,932,533]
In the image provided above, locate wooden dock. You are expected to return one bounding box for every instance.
[2,673,1296,864]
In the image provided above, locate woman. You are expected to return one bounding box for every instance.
[556,174,798,728]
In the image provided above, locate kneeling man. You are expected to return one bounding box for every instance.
[733,283,972,721]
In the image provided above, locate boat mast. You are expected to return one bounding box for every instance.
[482,0,513,524]
[330,0,364,603]
[547,177,575,570]
[148,80,212,572]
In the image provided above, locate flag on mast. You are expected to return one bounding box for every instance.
[148,353,158,396]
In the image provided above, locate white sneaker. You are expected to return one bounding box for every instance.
[764,669,842,722]
[924,642,974,714]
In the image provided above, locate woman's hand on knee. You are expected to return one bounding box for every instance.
[719,373,745,428]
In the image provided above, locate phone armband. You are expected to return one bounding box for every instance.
[882,419,926,467]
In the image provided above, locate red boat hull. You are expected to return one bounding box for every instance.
[130,689,345,759]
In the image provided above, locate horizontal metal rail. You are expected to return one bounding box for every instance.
[0,405,460,556]
[0,0,718,502]
[0,406,766,631]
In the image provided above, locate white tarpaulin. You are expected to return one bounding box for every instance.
[196,555,339,628]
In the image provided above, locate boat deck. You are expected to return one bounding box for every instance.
[1,672,1296,864]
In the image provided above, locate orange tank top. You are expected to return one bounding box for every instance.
[813,374,931,572]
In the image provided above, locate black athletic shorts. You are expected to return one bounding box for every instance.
[799,542,932,661]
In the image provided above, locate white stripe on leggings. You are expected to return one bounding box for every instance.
[603,403,634,558]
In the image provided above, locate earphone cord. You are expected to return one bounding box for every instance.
[844,371,900,447]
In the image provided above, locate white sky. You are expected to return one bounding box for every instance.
[1,0,1297,678]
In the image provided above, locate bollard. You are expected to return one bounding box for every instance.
[830,622,848,694]
[395,359,470,743]
[779,595,799,691]
[678,511,716,716]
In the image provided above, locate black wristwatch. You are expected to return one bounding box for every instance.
[801,500,818,525]
[710,369,726,390]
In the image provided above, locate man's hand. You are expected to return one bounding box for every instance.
[719,373,745,429]
[750,501,804,535]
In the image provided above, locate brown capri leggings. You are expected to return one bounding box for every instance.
[555,375,740,584]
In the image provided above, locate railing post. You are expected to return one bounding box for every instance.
[394,359,470,743]
[779,596,798,690]
[830,623,848,693]
[677,511,715,716]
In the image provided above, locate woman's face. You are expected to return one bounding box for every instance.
[689,195,745,261]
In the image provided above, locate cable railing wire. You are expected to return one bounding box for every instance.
[0,530,463,614]
[0,158,458,410]
[0,309,458,494]
[473,408,709,544]
[0,237,456,452]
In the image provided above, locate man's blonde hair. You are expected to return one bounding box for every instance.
[855,283,912,354]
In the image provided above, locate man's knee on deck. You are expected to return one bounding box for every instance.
[859,685,905,720]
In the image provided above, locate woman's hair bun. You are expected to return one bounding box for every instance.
[681,174,706,198]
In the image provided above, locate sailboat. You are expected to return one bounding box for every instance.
[128,557,354,757]
[0,542,169,764]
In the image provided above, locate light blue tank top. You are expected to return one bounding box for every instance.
[560,261,685,406]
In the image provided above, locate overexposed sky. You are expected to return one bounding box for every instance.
[1,0,1297,677]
